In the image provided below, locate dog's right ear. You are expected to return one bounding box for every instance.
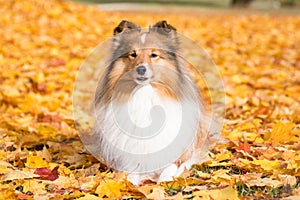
[113,20,141,35]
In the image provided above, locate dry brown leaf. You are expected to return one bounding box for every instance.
[278,174,297,186]
[2,169,39,181]
[146,187,166,199]
[245,177,283,187]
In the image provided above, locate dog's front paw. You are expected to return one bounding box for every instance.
[157,164,178,183]
[127,174,144,186]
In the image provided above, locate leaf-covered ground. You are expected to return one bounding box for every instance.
[1,0,300,199]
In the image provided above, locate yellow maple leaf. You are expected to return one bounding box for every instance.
[211,169,232,185]
[26,155,48,168]
[212,152,234,162]
[265,121,295,144]
[0,161,14,175]
[251,159,281,171]
[95,180,124,198]
[237,158,281,172]
[22,179,46,194]
[0,166,12,174]
[193,186,239,200]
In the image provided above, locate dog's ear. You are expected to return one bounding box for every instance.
[152,20,176,32]
[150,20,178,41]
[113,20,140,35]
[150,20,179,52]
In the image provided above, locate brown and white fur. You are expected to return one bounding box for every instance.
[91,20,223,185]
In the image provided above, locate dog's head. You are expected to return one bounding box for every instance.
[108,20,182,88]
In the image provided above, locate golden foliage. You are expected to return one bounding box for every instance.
[0,0,300,199]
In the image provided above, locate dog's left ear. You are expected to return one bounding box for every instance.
[152,20,176,32]
[150,20,178,41]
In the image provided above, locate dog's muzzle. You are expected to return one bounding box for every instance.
[135,64,152,84]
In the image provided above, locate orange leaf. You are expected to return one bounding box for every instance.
[236,139,251,154]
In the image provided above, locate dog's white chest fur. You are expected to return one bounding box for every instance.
[105,85,182,155]
[95,84,201,184]
[126,84,182,149]
[96,85,188,173]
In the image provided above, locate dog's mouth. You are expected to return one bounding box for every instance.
[136,77,148,81]
[135,76,152,85]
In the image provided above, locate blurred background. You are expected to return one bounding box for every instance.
[72,0,300,12]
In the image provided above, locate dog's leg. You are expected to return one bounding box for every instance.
[175,160,193,177]
[127,174,144,186]
[157,164,178,183]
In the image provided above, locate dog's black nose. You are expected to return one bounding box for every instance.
[136,66,146,75]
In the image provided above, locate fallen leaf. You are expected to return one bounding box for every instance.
[239,172,262,183]
[36,146,52,162]
[251,159,281,172]
[17,193,31,200]
[26,155,48,168]
[34,166,59,181]
[147,187,166,199]
[95,180,124,198]
[211,170,232,184]
[278,175,297,186]
[265,121,295,144]
[34,167,51,176]
[22,179,47,195]
[245,177,282,187]
[193,186,239,200]
[77,193,102,200]
[0,160,14,174]
[2,170,39,181]
[236,139,251,154]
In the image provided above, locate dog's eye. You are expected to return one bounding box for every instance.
[129,52,137,58]
[151,53,158,58]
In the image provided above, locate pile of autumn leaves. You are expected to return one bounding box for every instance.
[0,0,300,199]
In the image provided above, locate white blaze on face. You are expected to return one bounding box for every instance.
[140,33,147,44]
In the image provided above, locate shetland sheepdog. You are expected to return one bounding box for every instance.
[92,20,222,185]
